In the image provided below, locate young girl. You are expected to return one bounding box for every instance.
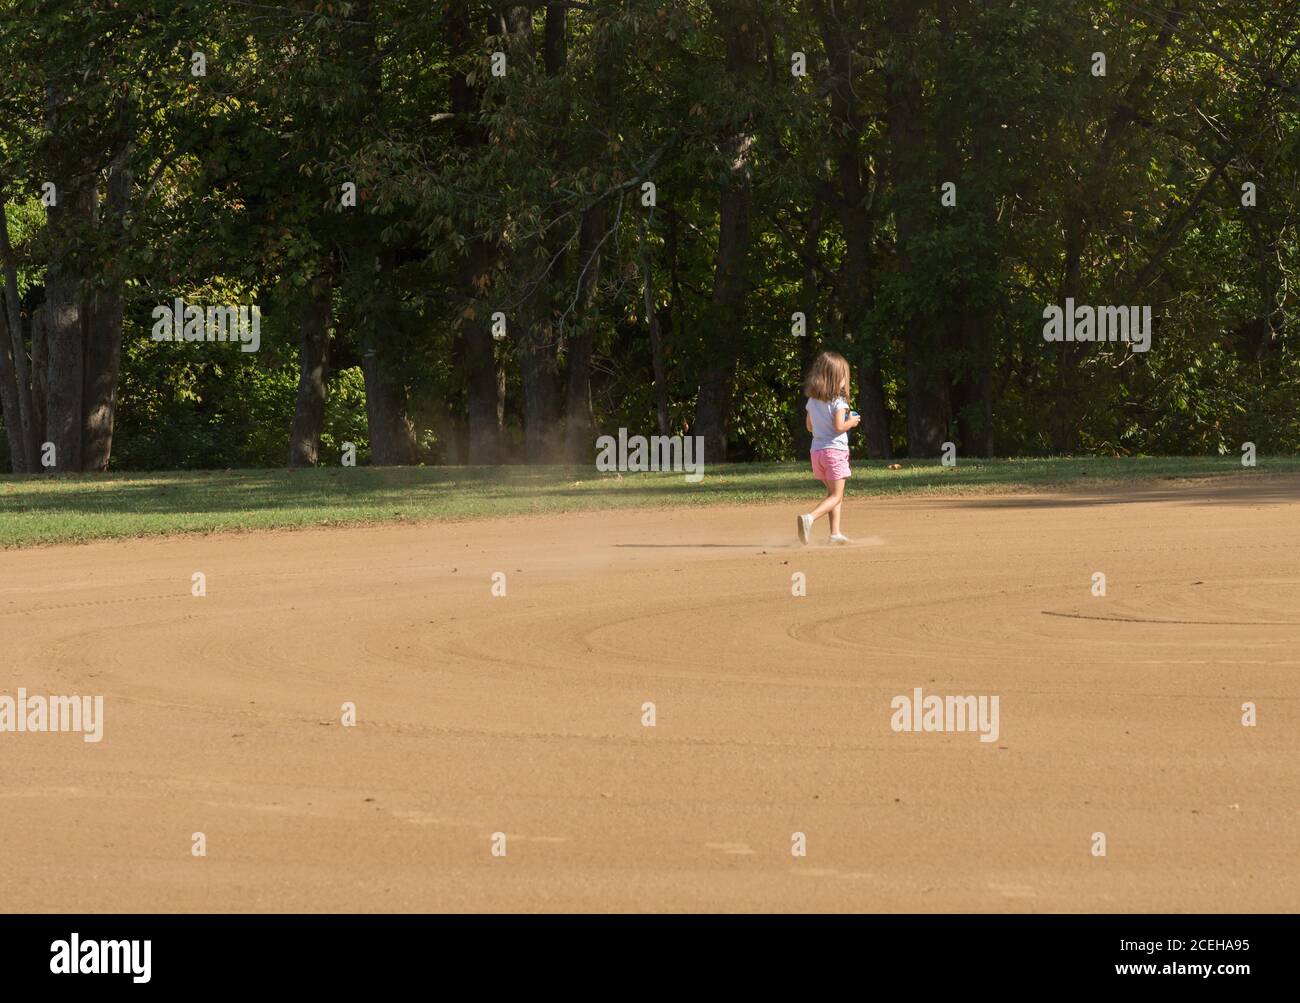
[798,350,860,545]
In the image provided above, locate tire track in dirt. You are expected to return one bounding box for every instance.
[1,479,1298,912]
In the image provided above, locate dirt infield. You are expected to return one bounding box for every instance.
[2,476,1297,912]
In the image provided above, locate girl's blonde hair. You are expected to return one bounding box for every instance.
[802,351,851,403]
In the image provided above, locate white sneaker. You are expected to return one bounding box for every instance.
[829,533,852,545]
[797,514,812,545]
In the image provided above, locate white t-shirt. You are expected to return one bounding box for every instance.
[807,396,850,452]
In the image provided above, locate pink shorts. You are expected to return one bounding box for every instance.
[811,448,851,481]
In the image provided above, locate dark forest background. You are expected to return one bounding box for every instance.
[0,0,1297,473]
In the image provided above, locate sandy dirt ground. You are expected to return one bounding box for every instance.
[2,476,1297,913]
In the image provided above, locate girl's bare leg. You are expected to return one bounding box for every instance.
[823,477,843,536]
[808,478,845,523]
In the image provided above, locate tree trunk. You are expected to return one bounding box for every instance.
[0,299,24,472]
[543,0,566,74]
[31,305,48,459]
[81,148,133,472]
[44,178,93,473]
[0,200,36,471]
[563,202,608,458]
[361,342,416,465]
[695,8,756,464]
[515,2,563,462]
[517,314,562,461]
[496,364,507,432]
[562,10,618,459]
[451,0,500,464]
[288,272,333,467]
[885,1,945,457]
[856,364,891,459]
[951,310,994,457]
[336,2,416,466]
[640,213,670,437]
[463,305,500,464]
[357,255,416,466]
[790,208,822,459]
[815,0,891,460]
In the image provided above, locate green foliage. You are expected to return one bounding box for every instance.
[320,366,370,466]
[0,1,1296,471]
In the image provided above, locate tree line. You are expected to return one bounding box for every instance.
[1,0,1297,473]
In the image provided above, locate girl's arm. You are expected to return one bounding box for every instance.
[832,408,862,433]
[805,412,813,433]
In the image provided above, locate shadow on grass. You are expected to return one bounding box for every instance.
[0,467,597,516]
[1,460,1297,521]
[0,464,808,517]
